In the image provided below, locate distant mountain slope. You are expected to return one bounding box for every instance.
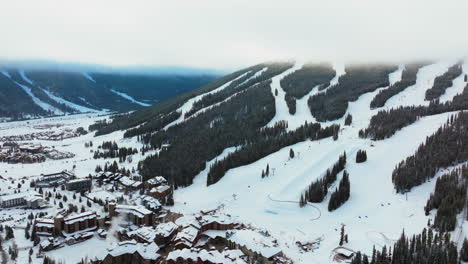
[0,67,217,120]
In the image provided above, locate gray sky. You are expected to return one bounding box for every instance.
[1,0,467,70]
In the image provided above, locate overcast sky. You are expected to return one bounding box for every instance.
[1,0,467,70]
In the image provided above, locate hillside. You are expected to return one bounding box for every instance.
[87,59,468,262]
[0,68,216,120]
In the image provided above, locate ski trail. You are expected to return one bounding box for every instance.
[14,82,63,114]
[2,71,63,114]
[439,59,468,103]
[42,88,98,113]
[389,64,405,86]
[266,62,304,127]
[385,60,457,108]
[186,67,269,120]
[321,62,346,92]
[164,71,252,130]
[82,72,96,83]
[19,70,34,85]
[110,89,151,107]
[1,70,11,79]
[237,67,268,87]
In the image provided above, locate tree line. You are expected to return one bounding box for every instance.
[392,111,468,193]
[370,63,427,108]
[425,63,463,101]
[308,64,397,121]
[360,82,468,140]
[424,164,467,232]
[280,63,335,115]
[351,228,460,264]
[299,152,346,206]
[185,63,292,118]
[328,170,350,211]
[207,121,341,185]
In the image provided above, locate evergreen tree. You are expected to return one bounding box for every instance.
[461,238,468,262]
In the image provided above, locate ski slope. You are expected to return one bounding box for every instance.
[439,59,468,103]
[82,72,96,83]
[110,89,151,107]
[19,70,34,85]
[14,81,64,115]
[265,62,304,127]
[385,59,458,108]
[163,71,252,130]
[42,88,99,113]
[171,60,465,263]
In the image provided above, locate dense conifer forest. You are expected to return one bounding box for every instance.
[185,63,293,118]
[360,83,468,140]
[351,228,460,264]
[280,63,335,114]
[328,170,350,211]
[137,80,279,186]
[90,66,257,136]
[308,64,397,121]
[355,149,367,163]
[424,164,467,232]
[392,111,468,193]
[299,152,346,206]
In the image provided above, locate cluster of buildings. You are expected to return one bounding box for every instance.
[0,190,46,209]
[35,170,92,192]
[0,142,74,164]
[0,128,81,141]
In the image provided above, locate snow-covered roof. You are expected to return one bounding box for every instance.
[199,214,237,226]
[118,176,142,188]
[36,218,55,228]
[155,184,170,193]
[0,191,41,202]
[67,178,91,184]
[227,229,282,259]
[175,225,199,244]
[128,226,157,243]
[102,240,160,260]
[115,204,152,218]
[64,211,96,225]
[154,222,178,237]
[141,195,162,210]
[167,248,246,264]
[146,176,167,185]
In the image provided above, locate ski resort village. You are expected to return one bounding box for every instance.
[0,59,468,264]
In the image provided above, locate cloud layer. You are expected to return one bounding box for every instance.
[1,0,467,70]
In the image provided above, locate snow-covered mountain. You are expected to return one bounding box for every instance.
[0,67,217,120]
[88,59,468,262]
